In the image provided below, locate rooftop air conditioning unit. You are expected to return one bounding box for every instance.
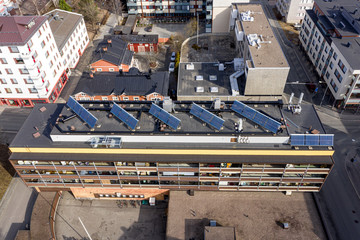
[186,63,195,70]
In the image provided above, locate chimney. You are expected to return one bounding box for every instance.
[89,73,94,78]
[347,42,351,47]
[107,39,112,44]
[102,47,108,52]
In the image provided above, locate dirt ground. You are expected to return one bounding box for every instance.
[0,145,14,200]
[167,191,326,240]
[182,34,238,63]
[272,8,300,45]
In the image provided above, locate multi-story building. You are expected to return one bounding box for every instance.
[0,9,89,107]
[299,0,360,108]
[276,0,314,24]
[127,0,205,18]
[9,98,334,199]
[73,71,169,101]
[178,3,290,102]
[0,0,14,16]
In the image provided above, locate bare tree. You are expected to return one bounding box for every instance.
[169,33,185,53]
[184,17,198,37]
[78,0,99,30]
[31,0,41,15]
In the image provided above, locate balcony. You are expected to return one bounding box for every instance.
[26,61,39,70]
[155,1,163,6]
[155,9,163,14]
[127,1,138,6]
[128,9,138,14]
[21,51,32,59]
[34,79,47,89]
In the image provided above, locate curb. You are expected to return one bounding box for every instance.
[312,193,333,240]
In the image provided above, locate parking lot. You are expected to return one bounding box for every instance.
[55,192,167,240]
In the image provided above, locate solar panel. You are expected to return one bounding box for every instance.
[189,103,225,130]
[149,104,181,130]
[111,103,138,130]
[231,100,281,134]
[67,96,98,128]
[290,134,305,146]
[319,134,334,146]
[305,134,320,146]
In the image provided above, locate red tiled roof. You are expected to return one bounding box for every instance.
[0,15,47,46]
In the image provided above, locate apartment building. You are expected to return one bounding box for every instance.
[73,71,169,101]
[299,0,360,108]
[127,0,204,17]
[0,0,14,16]
[276,0,314,24]
[9,98,334,199]
[0,10,89,107]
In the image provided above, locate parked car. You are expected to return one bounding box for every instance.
[169,62,175,72]
[171,52,176,61]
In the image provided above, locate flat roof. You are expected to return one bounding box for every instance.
[166,191,326,240]
[177,62,243,97]
[234,3,288,68]
[9,101,332,154]
[204,226,235,240]
[45,9,83,50]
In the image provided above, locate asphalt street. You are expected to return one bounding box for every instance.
[263,2,360,239]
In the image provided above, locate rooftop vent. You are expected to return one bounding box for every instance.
[340,21,346,29]
[219,63,225,71]
[209,75,217,81]
[195,75,204,81]
[196,87,204,93]
[241,11,254,22]
[210,87,218,93]
[186,63,195,70]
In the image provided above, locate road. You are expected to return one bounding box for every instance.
[263,2,360,239]
[0,178,38,240]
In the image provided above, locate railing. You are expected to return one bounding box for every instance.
[50,191,62,240]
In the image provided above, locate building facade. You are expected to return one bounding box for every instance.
[0,10,89,107]
[276,0,314,24]
[127,0,205,18]
[9,100,334,199]
[299,1,360,108]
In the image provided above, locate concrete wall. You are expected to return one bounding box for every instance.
[177,94,283,102]
[212,6,232,33]
[244,67,290,95]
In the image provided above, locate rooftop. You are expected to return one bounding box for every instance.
[177,62,244,97]
[44,9,83,51]
[0,15,47,46]
[92,37,133,66]
[118,34,158,44]
[9,101,331,155]
[73,71,169,97]
[234,3,288,68]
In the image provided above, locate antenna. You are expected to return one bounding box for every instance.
[289,93,294,105]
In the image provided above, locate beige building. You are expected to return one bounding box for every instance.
[276,0,314,24]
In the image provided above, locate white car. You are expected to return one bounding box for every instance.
[171,52,176,61]
[169,62,175,72]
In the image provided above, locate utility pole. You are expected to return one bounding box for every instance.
[79,217,93,240]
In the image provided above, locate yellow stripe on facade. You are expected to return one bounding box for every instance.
[9,147,335,156]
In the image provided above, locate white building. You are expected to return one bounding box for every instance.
[276,0,314,24]
[299,0,360,108]
[0,9,89,107]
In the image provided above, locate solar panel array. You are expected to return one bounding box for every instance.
[290,134,334,146]
[111,103,138,130]
[67,96,98,128]
[231,101,281,134]
[190,103,225,131]
[149,103,181,130]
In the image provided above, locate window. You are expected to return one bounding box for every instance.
[19,68,29,74]
[33,51,38,59]
[53,70,57,77]
[102,97,108,100]
[28,40,33,48]
[16,88,22,93]
[9,46,19,53]
[37,29,42,37]
[326,72,330,79]
[330,79,338,92]
[325,46,328,53]
[49,60,53,68]
[329,62,334,69]
[321,55,325,62]
[134,97,139,100]
[10,78,18,84]
[41,40,45,48]
[24,78,33,84]
[63,59,67,65]
[28,87,38,94]
[315,31,318,38]
[14,58,24,64]
[0,58,7,64]
[0,78,7,84]
[123,97,129,100]
[333,52,337,60]
[96,68,102,72]
[334,69,343,83]
[338,60,347,74]
[310,48,313,54]
[109,68,114,72]
[5,68,13,74]
[5,88,12,93]
[318,64,322,70]
[45,51,49,58]
[315,45,319,51]
[112,97,119,100]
